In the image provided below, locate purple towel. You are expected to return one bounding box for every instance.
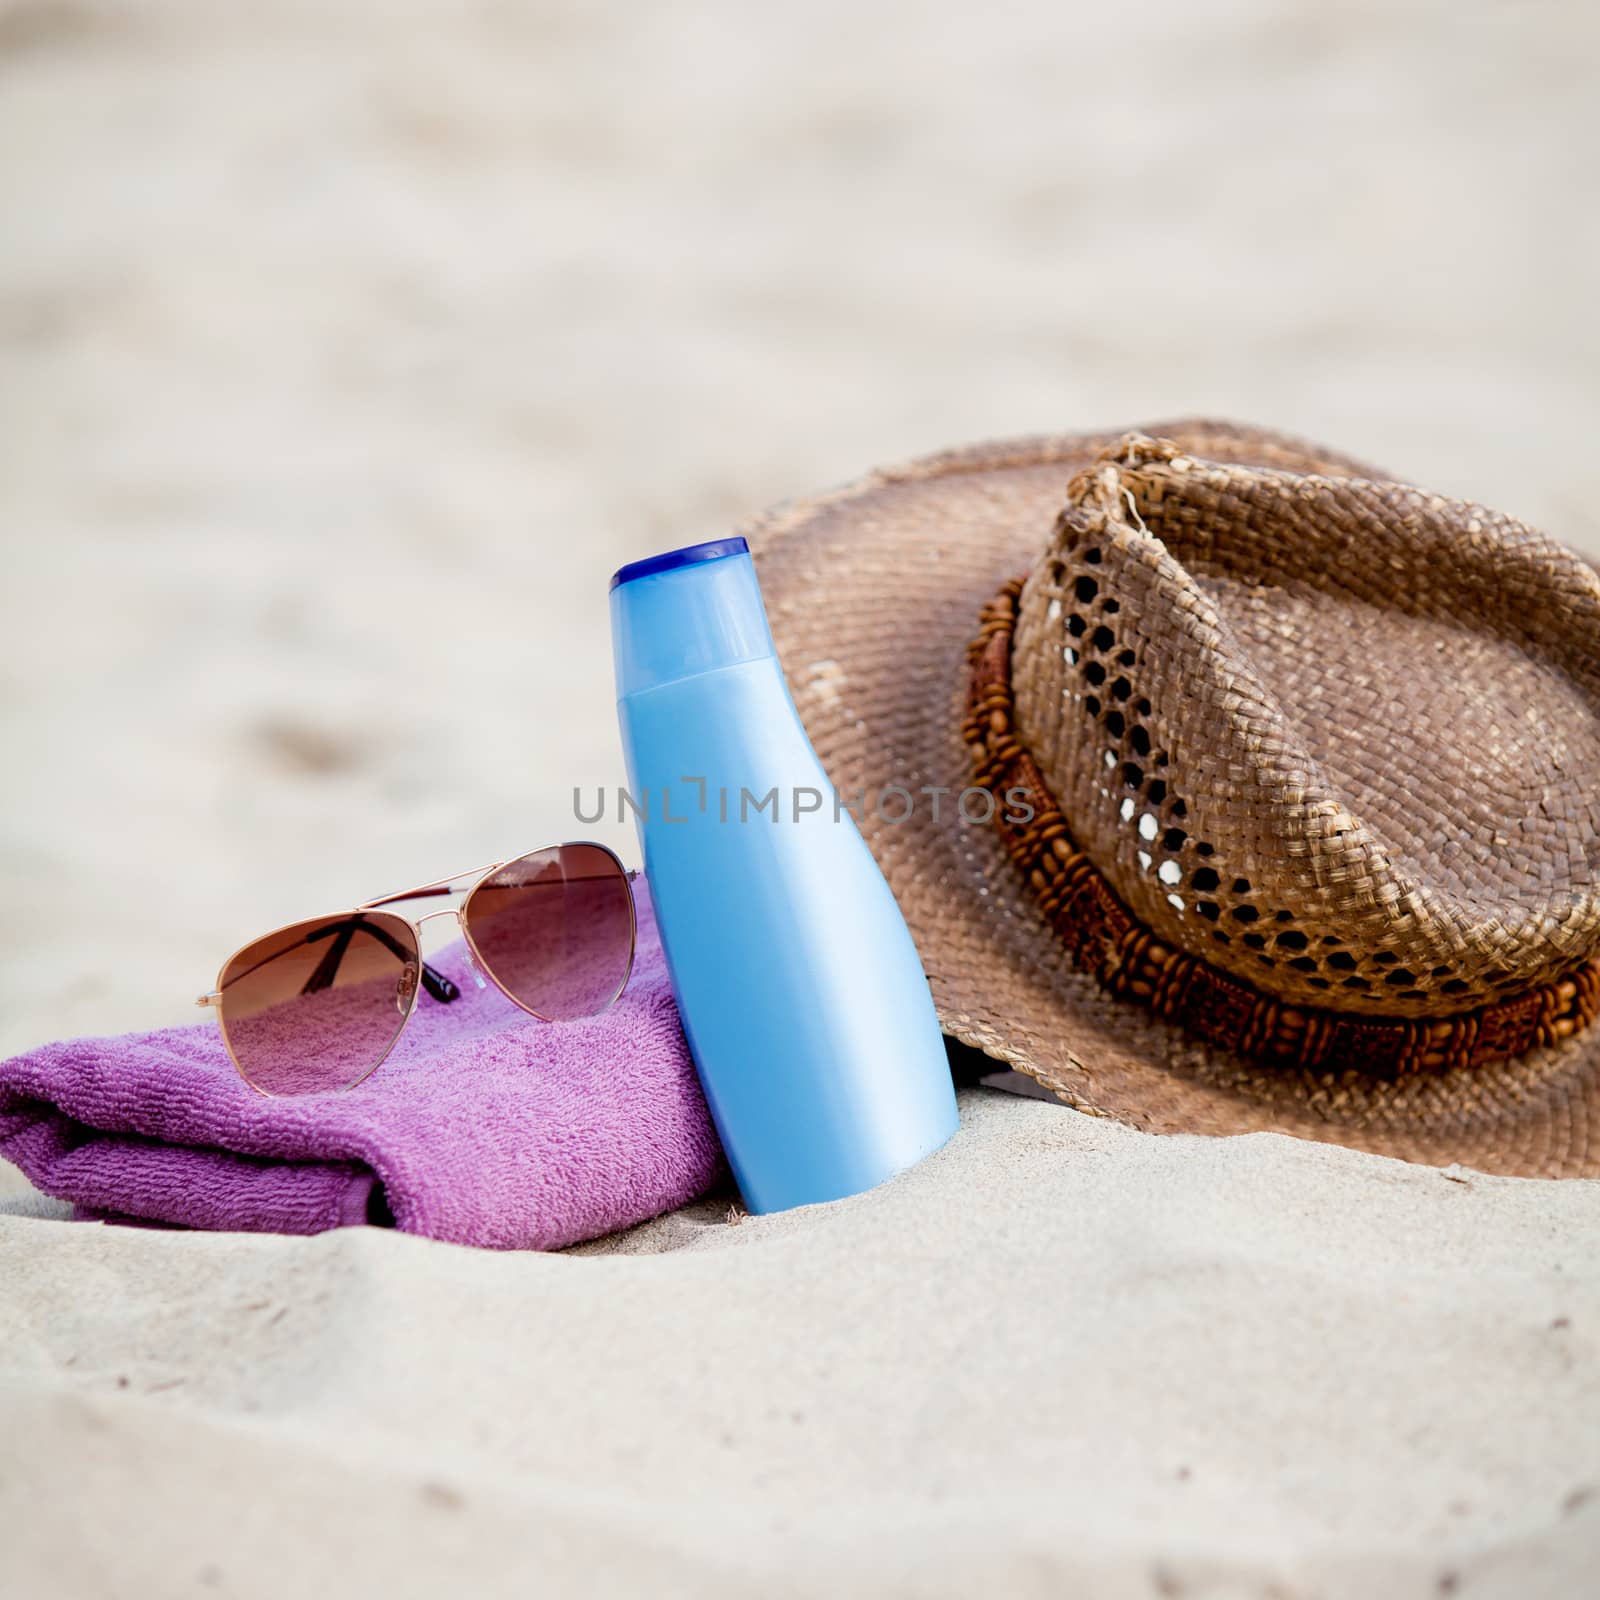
[0,886,726,1249]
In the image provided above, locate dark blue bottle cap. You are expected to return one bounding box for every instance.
[610,537,750,592]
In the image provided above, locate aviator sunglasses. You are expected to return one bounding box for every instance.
[196,842,638,1095]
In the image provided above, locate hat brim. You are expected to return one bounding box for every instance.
[747,421,1600,1179]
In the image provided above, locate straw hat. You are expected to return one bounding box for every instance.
[747,422,1600,1178]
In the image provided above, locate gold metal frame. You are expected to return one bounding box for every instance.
[197,842,639,1096]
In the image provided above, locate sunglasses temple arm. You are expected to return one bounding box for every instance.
[420,963,460,1003]
[302,918,461,1005]
[302,925,354,995]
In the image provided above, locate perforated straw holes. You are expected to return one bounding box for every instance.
[1057,544,1197,914]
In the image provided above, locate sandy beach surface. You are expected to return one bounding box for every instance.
[3,1,1598,1593]
[5,1091,1600,1597]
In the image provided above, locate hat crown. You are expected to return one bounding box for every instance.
[1011,435,1600,1017]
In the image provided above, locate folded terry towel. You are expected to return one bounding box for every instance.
[0,885,726,1249]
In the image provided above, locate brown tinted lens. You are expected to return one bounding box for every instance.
[217,912,420,1094]
[463,844,634,1020]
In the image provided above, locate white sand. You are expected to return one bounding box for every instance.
[3,1091,1598,1596]
[3,1,1599,1592]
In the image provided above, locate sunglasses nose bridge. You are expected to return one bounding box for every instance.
[414,907,465,929]
[412,906,490,991]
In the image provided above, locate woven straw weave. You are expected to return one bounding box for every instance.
[746,421,1600,1177]
[1012,433,1600,1017]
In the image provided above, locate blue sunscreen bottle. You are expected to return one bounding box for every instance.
[610,538,959,1214]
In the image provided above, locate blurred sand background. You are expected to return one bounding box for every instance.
[3,2,1600,1594]
[3,0,1598,1061]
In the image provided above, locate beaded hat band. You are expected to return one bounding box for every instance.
[965,578,1600,1079]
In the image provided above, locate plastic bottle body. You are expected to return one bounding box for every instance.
[611,547,958,1213]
